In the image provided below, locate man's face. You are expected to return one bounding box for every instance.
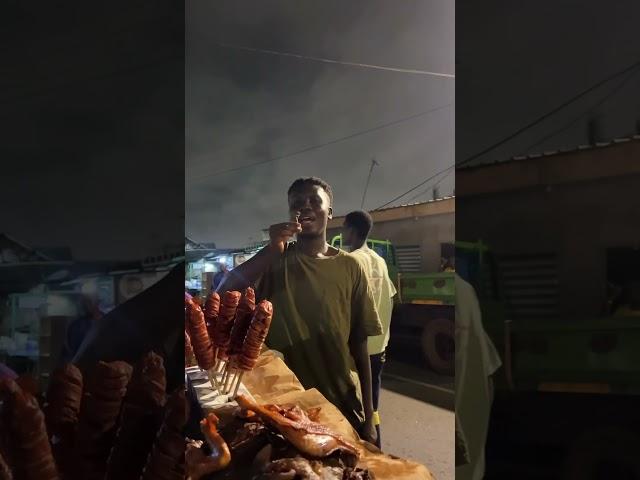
[288,184,332,237]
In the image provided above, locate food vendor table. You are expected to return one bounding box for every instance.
[187,350,434,480]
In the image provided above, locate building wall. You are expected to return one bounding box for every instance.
[327,211,455,272]
[457,173,640,319]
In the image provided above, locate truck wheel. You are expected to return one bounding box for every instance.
[563,427,640,480]
[421,317,454,376]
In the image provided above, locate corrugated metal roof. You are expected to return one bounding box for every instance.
[458,135,640,171]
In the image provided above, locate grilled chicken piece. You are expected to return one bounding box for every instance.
[186,414,231,479]
[235,395,359,462]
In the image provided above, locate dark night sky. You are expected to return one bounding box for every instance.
[3,2,638,258]
[186,0,455,247]
[1,3,184,261]
[456,0,640,167]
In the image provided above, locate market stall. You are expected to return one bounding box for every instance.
[185,290,434,480]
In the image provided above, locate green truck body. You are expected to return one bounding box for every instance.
[457,240,640,395]
[457,240,640,478]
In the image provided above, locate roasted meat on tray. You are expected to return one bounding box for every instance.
[186,413,232,480]
[236,395,360,465]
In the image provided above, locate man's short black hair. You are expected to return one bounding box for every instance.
[344,210,373,240]
[287,177,333,206]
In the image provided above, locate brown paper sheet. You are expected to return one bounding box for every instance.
[239,350,434,480]
[241,350,305,403]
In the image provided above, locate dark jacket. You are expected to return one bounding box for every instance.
[73,263,184,391]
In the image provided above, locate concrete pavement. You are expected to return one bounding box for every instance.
[378,358,455,480]
[379,387,454,480]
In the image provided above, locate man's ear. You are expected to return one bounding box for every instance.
[328,207,333,219]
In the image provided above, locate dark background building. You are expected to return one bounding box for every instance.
[457,136,640,321]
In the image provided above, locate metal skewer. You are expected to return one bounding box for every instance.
[293,212,301,243]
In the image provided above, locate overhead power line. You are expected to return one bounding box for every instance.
[456,58,640,169]
[191,103,453,180]
[216,42,455,78]
[360,158,379,209]
[373,58,640,211]
[374,164,455,210]
[405,168,454,203]
[521,66,640,153]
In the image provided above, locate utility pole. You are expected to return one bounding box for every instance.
[360,158,379,209]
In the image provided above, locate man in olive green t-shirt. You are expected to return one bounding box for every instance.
[219,177,382,444]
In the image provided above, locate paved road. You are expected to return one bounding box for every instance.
[379,359,454,480]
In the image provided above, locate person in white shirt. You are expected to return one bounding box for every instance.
[455,273,502,480]
[342,210,397,448]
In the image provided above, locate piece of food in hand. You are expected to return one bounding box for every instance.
[235,395,360,464]
[213,290,241,360]
[228,287,256,365]
[188,304,215,370]
[186,413,231,479]
[75,361,133,480]
[105,352,166,480]
[238,300,273,371]
[0,379,59,480]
